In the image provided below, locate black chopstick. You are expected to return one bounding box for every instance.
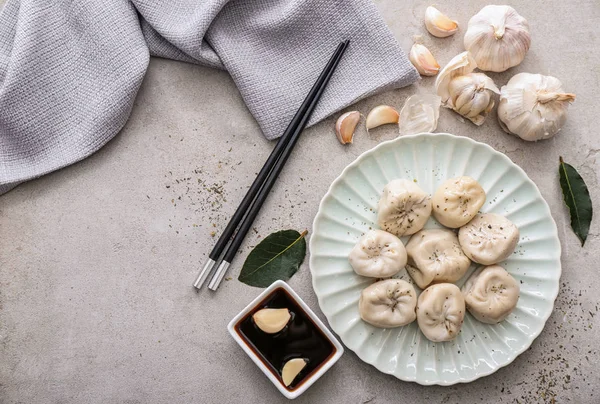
[207,40,350,291]
[192,40,349,290]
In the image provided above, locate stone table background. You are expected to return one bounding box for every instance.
[1,1,599,403]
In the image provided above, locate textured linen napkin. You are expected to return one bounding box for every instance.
[0,0,418,193]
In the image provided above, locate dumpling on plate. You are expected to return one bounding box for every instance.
[405,229,471,289]
[359,279,417,328]
[349,230,407,278]
[461,265,520,324]
[417,283,465,342]
[458,213,519,265]
[432,176,486,228]
[377,179,432,237]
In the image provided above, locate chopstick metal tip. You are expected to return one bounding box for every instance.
[208,261,231,291]
[193,258,217,290]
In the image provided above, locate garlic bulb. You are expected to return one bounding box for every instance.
[448,73,500,125]
[498,73,576,141]
[398,94,441,135]
[424,6,459,38]
[435,52,499,125]
[464,5,531,72]
[409,44,440,76]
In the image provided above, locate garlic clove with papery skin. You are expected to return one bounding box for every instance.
[424,6,459,38]
[409,44,440,76]
[365,105,399,131]
[335,111,360,144]
[498,73,575,141]
[464,5,531,72]
[448,73,499,125]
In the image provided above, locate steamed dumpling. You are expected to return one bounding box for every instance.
[417,283,465,342]
[359,279,417,328]
[377,179,432,237]
[349,230,407,278]
[405,229,471,289]
[461,265,520,324]
[458,213,519,265]
[432,176,486,228]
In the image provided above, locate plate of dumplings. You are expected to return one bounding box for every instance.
[310,133,561,385]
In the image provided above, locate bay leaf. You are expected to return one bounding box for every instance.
[559,156,593,246]
[238,229,307,287]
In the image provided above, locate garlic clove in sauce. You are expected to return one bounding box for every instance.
[281,358,308,387]
[335,111,360,144]
[365,105,399,131]
[424,6,459,38]
[252,308,291,334]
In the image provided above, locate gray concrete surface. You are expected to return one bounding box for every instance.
[1,1,599,403]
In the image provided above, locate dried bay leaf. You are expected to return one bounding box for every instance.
[559,157,593,246]
[238,229,307,287]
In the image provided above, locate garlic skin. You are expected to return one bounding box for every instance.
[335,111,360,144]
[498,73,576,141]
[365,105,399,130]
[409,44,440,76]
[447,73,500,125]
[464,5,531,72]
[424,6,459,38]
[398,94,441,135]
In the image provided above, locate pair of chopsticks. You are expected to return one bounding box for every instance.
[193,40,350,291]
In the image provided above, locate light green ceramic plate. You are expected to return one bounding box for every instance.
[310,133,561,386]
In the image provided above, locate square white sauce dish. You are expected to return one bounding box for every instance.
[227,280,344,399]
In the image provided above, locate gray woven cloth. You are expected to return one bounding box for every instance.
[0,0,418,193]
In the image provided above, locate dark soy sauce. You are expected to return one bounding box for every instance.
[235,288,336,390]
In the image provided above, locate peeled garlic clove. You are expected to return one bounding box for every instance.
[335,111,360,144]
[409,44,440,76]
[365,105,399,130]
[435,51,478,107]
[464,5,530,72]
[281,358,307,387]
[424,6,459,38]
[447,73,499,125]
[398,94,441,135]
[498,73,575,141]
[252,308,291,334]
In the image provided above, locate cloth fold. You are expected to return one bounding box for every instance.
[0,0,418,192]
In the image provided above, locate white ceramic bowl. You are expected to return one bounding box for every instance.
[310,133,561,385]
[228,280,344,399]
